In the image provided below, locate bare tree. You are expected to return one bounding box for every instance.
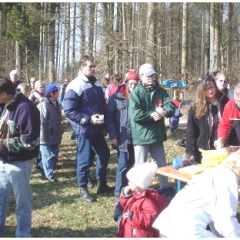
[48,3,57,82]
[181,3,188,79]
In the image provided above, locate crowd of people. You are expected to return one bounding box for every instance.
[1,56,240,237]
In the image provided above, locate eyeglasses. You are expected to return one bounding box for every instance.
[86,65,96,68]
[218,79,228,84]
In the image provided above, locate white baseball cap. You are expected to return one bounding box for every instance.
[139,64,156,77]
[10,69,20,77]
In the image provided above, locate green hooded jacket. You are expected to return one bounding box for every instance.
[129,81,175,145]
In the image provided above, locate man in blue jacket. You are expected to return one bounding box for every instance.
[0,77,40,237]
[63,55,114,202]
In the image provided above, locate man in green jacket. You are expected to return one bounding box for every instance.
[129,63,175,188]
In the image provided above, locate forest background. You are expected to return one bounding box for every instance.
[0,2,240,86]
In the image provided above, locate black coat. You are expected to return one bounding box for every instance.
[186,94,229,163]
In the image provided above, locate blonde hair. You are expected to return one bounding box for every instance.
[221,150,240,178]
[34,80,45,89]
[17,83,30,96]
[215,72,229,82]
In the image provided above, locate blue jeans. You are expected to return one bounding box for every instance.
[76,134,110,187]
[38,144,59,179]
[114,144,135,197]
[0,158,35,237]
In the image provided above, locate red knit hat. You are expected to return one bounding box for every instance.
[125,70,139,82]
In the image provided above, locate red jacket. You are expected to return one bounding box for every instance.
[117,189,169,238]
[218,99,240,143]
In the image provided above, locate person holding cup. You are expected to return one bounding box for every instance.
[63,55,114,202]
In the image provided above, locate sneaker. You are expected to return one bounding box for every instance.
[97,182,115,195]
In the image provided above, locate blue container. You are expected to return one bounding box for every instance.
[171,82,181,88]
[162,79,171,88]
[172,157,182,170]
[181,80,187,87]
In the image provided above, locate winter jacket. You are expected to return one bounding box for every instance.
[58,82,69,107]
[0,91,40,162]
[63,70,106,139]
[129,81,175,145]
[218,99,240,144]
[153,166,240,238]
[186,94,228,163]
[29,90,45,106]
[37,98,62,145]
[106,84,131,152]
[117,188,169,238]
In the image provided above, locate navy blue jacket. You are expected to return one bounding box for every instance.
[63,70,106,139]
[106,84,132,152]
[0,91,40,162]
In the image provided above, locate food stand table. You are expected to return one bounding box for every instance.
[157,165,193,191]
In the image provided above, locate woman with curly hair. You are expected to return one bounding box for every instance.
[185,75,229,163]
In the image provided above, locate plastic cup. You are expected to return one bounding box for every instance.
[172,157,182,170]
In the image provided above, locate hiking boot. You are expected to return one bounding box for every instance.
[97,181,114,195]
[87,177,94,188]
[80,187,93,202]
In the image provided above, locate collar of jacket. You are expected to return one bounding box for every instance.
[77,70,98,85]
[5,89,21,110]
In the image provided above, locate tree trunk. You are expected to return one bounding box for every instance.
[65,2,70,76]
[209,2,221,72]
[39,3,44,80]
[71,2,76,79]
[80,3,86,56]
[204,5,210,74]
[88,3,95,56]
[227,2,233,72]
[48,3,56,83]
[15,41,21,71]
[181,2,188,79]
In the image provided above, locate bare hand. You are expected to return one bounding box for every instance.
[122,212,129,219]
[150,112,162,121]
[112,138,118,146]
[156,107,167,117]
[214,138,224,150]
[90,114,105,125]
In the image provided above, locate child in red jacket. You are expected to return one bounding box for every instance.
[117,162,169,238]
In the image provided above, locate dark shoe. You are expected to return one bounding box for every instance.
[48,177,57,182]
[80,187,93,202]
[97,182,115,195]
[36,166,47,179]
[87,177,94,188]
[54,164,61,170]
